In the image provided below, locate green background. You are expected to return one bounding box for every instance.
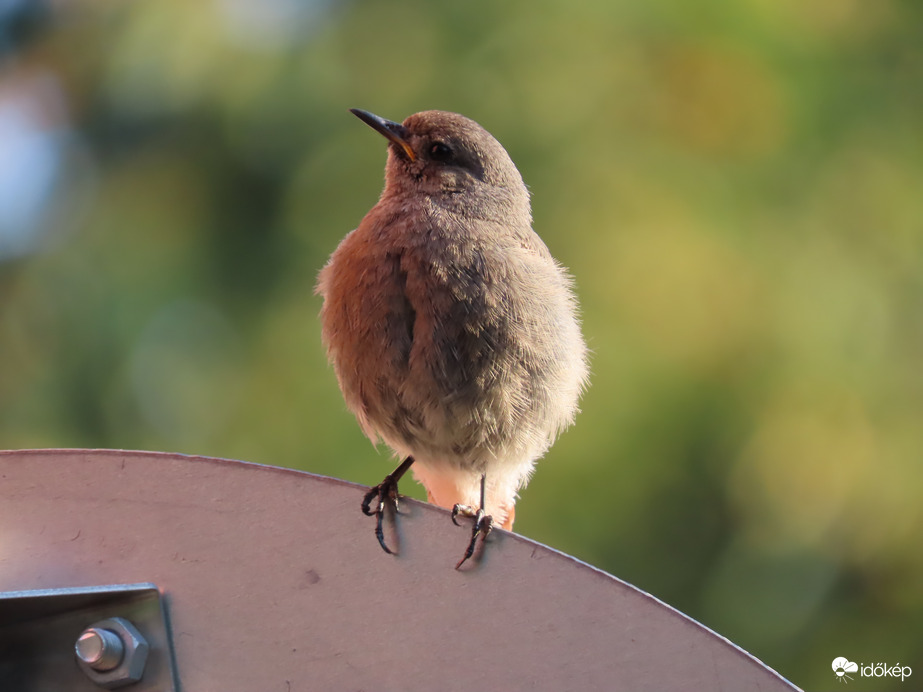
[2,1,921,689]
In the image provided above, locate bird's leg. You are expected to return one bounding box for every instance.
[361,456,415,555]
[451,473,494,569]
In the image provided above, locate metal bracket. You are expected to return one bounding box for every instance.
[0,583,177,691]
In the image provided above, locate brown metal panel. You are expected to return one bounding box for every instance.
[0,449,799,691]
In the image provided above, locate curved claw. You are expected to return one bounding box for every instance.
[376,513,394,555]
[454,507,493,570]
[361,485,380,516]
[451,504,465,527]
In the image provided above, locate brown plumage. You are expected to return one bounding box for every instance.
[317,109,588,566]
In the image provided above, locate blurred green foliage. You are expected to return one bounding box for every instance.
[2,0,922,688]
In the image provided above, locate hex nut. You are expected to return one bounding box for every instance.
[75,617,149,689]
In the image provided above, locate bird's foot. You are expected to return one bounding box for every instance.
[361,476,402,555]
[452,504,494,569]
[362,476,400,555]
[361,456,415,555]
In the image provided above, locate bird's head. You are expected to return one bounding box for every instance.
[350,108,530,222]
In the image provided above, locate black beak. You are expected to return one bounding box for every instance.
[350,108,416,162]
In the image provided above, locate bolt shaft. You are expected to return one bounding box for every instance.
[75,627,124,671]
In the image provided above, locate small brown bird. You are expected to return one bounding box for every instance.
[317,108,588,568]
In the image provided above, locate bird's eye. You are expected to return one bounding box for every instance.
[429,142,454,162]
